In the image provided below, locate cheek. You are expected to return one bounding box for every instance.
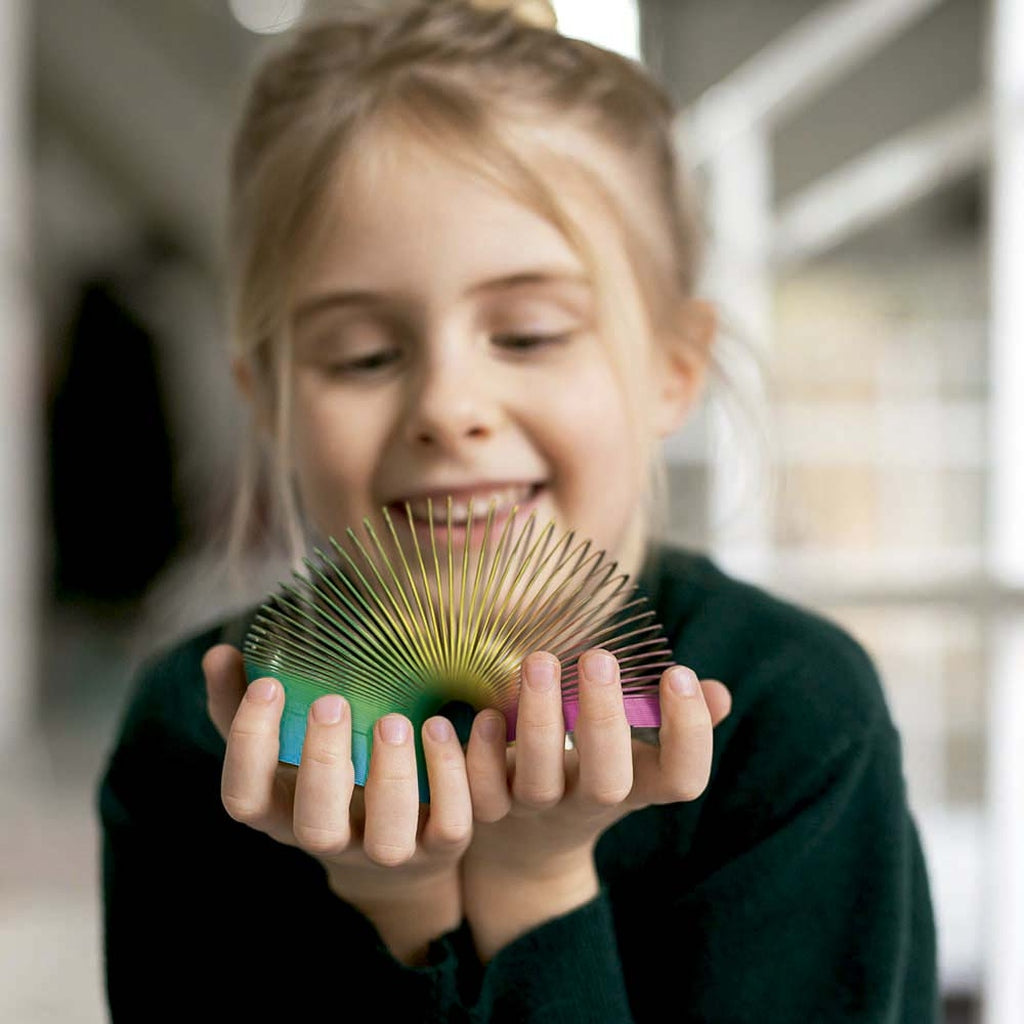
[289,381,385,520]
[542,361,643,486]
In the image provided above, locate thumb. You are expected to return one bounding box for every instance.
[202,644,248,740]
[700,679,732,728]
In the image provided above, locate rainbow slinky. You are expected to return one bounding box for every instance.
[243,499,671,801]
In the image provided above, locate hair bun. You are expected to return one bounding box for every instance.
[467,0,558,30]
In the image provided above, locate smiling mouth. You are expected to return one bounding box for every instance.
[388,483,545,527]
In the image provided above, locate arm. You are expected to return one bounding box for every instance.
[204,645,469,966]
[454,652,729,1021]
[98,633,467,1019]
[614,714,940,1023]
[454,647,938,1022]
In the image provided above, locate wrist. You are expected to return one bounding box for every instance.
[326,867,462,966]
[462,852,599,961]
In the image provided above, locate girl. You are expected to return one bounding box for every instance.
[98,1,939,1019]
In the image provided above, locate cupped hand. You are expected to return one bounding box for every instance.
[202,644,472,963]
[460,649,730,959]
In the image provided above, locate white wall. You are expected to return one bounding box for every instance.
[0,0,37,747]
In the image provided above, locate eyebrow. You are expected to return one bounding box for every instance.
[291,270,591,328]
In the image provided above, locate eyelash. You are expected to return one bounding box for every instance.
[492,332,572,352]
[320,332,572,379]
[323,349,401,377]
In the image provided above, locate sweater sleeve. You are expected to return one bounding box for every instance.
[98,627,465,1021]
[99,571,940,1022]
[466,890,635,1022]
[606,639,939,1023]
[658,718,938,1022]
[456,635,939,1022]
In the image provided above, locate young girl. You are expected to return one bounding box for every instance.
[98,1,939,1019]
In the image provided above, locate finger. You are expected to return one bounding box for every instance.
[649,665,714,803]
[701,679,732,727]
[202,644,247,740]
[292,695,355,857]
[511,653,566,808]
[220,676,293,840]
[466,711,512,823]
[420,717,473,853]
[363,715,419,866]
[573,650,632,807]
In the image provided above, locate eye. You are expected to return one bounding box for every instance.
[491,332,572,352]
[323,348,402,378]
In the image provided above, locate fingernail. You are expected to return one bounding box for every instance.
[477,713,504,742]
[668,666,699,697]
[379,715,410,745]
[525,655,557,692]
[247,678,278,703]
[312,695,345,725]
[583,650,617,685]
[426,717,454,742]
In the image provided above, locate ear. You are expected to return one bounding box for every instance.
[232,355,273,437]
[232,355,254,402]
[651,298,716,438]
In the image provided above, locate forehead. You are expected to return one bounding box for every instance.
[316,142,575,284]
[298,115,652,294]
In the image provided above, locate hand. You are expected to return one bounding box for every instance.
[460,650,730,960]
[202,644,473,964]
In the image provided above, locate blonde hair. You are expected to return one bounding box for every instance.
[225,0,712,581]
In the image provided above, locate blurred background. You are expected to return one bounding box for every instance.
[2,0,1021,1020]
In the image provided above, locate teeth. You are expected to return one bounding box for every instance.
[405,485,534,525]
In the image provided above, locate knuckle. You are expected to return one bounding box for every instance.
[221,792,265,826]
[429,821,473,850]
[374,767,415,787]
[228,722,271,744]
[440,746,467,770]
[428,748,466,778]
[473,803,507,824]
[516,717,565,737]
[670,714,713,743]
[470,788,511,823]
[514,783,563,809]
[303,745,345,770]
[670,773,711,803]
[586,781,633,807]
[293,822,348,856]
[365,841,416,867]
[581,707,628,730]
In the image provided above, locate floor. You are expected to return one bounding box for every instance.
[1,601,141,1024]
[1,721,111,1023]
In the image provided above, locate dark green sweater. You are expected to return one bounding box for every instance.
[98,545,939,1021]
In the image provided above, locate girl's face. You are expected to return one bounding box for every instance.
[283,128,705,577]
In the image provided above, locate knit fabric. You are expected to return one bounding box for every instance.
[99,545,939,1021]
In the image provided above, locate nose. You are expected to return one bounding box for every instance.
[402,351,501,450]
